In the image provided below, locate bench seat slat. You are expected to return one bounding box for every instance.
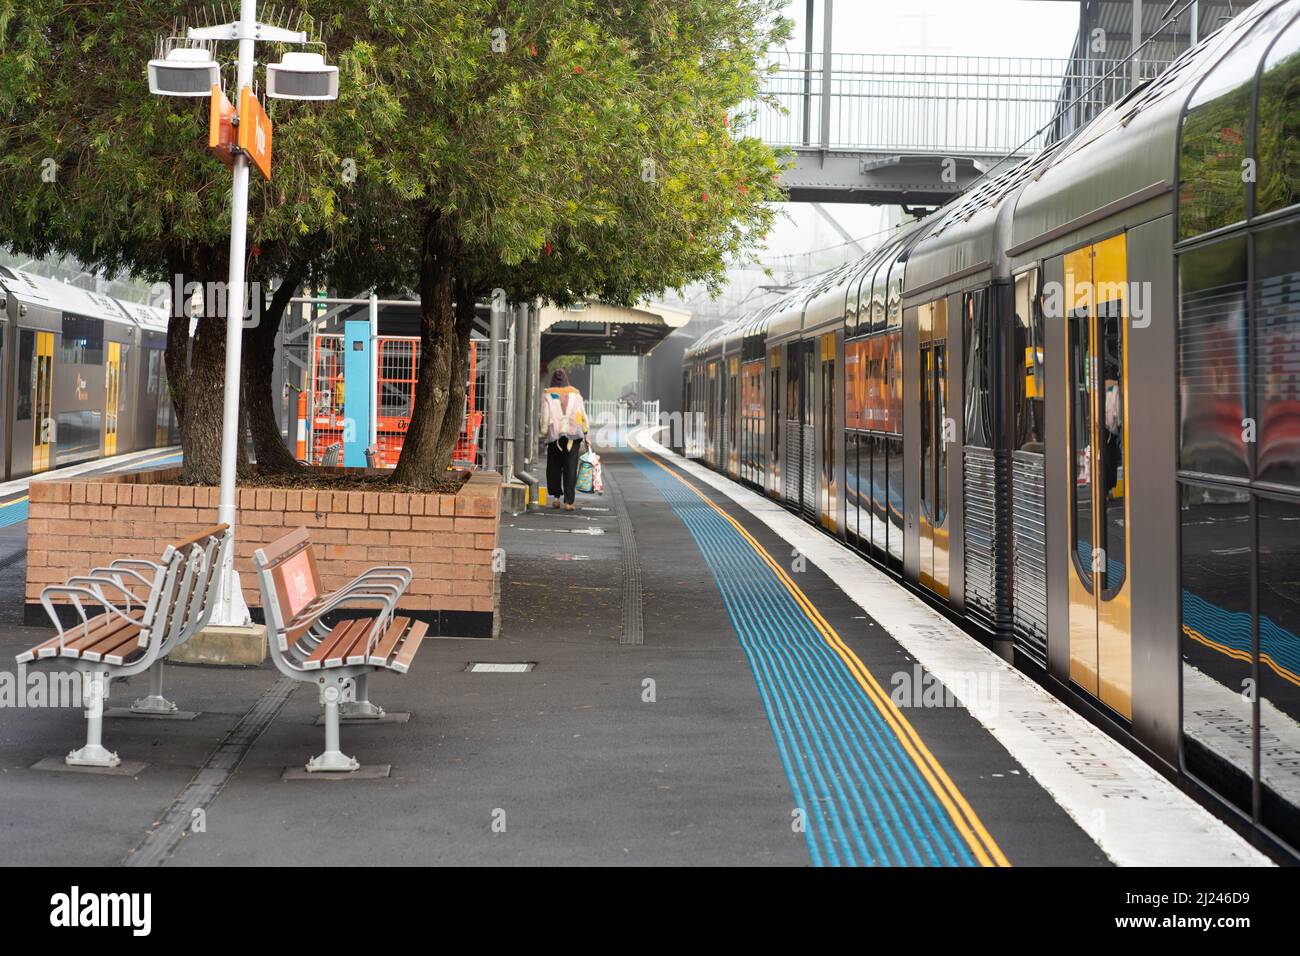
[367,616,410,666]
[301,618,368,670]
[17,634,63,664]
[388,620,428,674]
[60,613,144,657]
[343,617,399,666]
[77,623,147,663]
[329,618,380,668]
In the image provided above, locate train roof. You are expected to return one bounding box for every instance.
[0,265,168,331]
[1013,0,1295,256]
[113,298,169,332]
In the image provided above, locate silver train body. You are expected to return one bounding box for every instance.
[0,266,178,480]
[684,0,1300,858]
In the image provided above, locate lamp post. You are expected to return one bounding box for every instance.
[149,1,338,625]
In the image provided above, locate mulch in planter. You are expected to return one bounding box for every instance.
[158,468,469,495]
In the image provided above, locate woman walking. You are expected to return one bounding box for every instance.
[539,368,590,511]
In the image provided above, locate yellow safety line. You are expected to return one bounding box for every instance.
[1184,624,1300,688]
[0,495,29,509]
[632,441,1012,867]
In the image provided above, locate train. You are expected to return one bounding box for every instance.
[683,0,1300,858]
[0,265,177,481]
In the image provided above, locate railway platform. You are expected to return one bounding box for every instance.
[0,434,1273,868]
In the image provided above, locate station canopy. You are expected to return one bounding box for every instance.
[539,301,691,364]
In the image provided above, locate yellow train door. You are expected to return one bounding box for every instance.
[32,331,54,474]
[104,341,121,457]
[1063,234,1132,717]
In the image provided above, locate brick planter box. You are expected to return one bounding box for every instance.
[25,467,502,638]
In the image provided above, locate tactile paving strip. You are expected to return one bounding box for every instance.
[604,467,644,646]
[123,677,297,866]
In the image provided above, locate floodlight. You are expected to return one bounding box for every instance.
[148,46,221,97]
[266,51,338,101]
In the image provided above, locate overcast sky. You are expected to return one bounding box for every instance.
[779,0,1082,60]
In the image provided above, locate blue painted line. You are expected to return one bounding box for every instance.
[632,454,978,867]
[0,452,180,531]
[0,498,29,529]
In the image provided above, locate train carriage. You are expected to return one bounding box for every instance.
[683,0,1300,858]
[0,265,175,480]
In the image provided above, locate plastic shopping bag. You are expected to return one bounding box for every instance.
[577,450,602,494]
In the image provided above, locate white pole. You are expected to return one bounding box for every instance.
[213,0,258,626]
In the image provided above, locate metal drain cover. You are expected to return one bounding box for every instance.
[466,662,537,673]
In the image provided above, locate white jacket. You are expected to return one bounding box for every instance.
[539,385,588,443]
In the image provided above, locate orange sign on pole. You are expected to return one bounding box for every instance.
[208,85,236,170]
[237,86,273,180]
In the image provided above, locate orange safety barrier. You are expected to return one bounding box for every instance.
[375,336,419,467]
[308,332,485,469]
[309,334,345,463]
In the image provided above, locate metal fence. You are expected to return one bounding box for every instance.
[746,51,1170,155]
[586,400,661,445]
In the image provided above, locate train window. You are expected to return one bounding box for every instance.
[1178,237,1249,478]
[1180,482,1254,816]
[1069,307,1093,584]
[870,258,888,332]
[59,314,104,365]
[1256,220,1300,488]
[963,289,993,449]
[886,256,904,330]
[147,350,161,396]
[1258,494,1300,848]
[886,435,904,564]
[1098,298,1126,596]
[16,330,33,422]
[803,345,814,427]
[1014,270,1046,453]
[1179,4,1298,239]
[1257,17,1300,215]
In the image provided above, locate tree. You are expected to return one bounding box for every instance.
[0,0,403,482]
[355,1,789,486]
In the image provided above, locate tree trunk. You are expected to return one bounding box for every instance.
[164,311,190,433]
[242,266,306,475]
[432,271,479,469]
[180,315,229,484]
[391,211,458,487]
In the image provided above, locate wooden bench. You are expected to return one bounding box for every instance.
[17,524,231,768]
[254,526,428,773]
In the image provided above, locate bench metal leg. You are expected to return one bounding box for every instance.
[306,678,359,773]
[340,671,385,719]
[67,670,120,768]
[130,662,179,715]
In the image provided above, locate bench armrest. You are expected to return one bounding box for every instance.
[91,565,157,590]
[38,584,136,651]
[286,588,400,637]
[67,574,145,612]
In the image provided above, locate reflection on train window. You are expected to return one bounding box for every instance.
[1177,4,1295,239]
[962,289,992,448]
[1099,298,1125,596]
[1256,220,1300,488]
[16,330,33,422]
[1258,495,1300,847]
[147,349,161,396]
[1258,17,1300,215]
[1069,306,1093,585]
[1180,482,1254,816]
[59,314,104,365]
[1013,269,1045,452]
[1178,237,1249,478]
[54,410,103,467]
